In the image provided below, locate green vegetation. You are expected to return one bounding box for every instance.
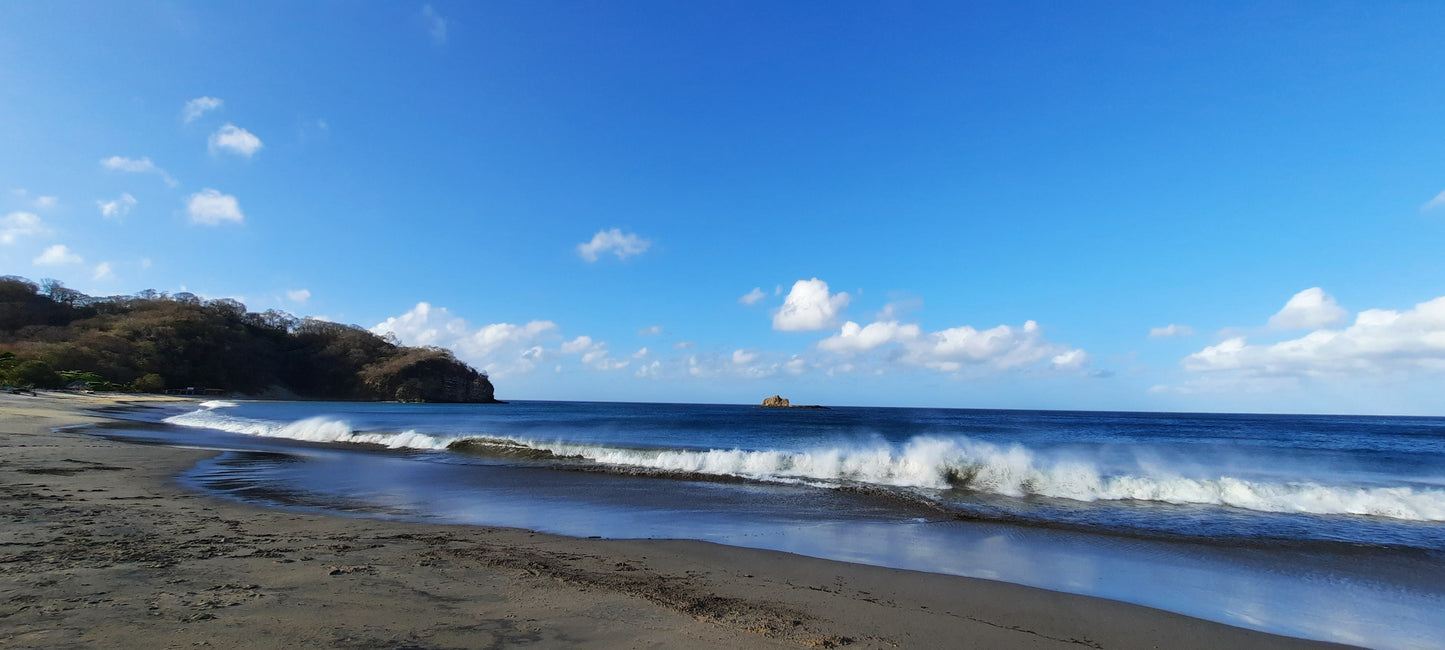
[0,276,498,402]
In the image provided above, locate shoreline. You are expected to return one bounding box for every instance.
[0,392,1350,649]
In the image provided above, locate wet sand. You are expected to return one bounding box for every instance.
[0,391,1350,648]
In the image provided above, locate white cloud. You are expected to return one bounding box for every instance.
[1,211,48,244]
[1182,294,1445,379]
[32,195,58,210]
[373,302,623,377]
[636,360,662,378]
[186,189,245,225]
[560,335,594,354]
[209,123,264,157]
[818,317,1086,374]
[772,278,851,331]
[100,156,178,187]
[632,347,649,359]
[577,228,652,262]
[286,289,311,304]
[638,325,663,336]
[1050,348,1089,370]
[140,257,152,269]
[1267,287,1347,330]
[422,4,447,44]
[92,262,113,281]
[1423,190,1445,212]
[97,193,137,220]
[183,96,223,123]
[673,341,695,349]
[732,349,758,365]
[556,335,627,370]
[34,244,82,266]
[907,320,1078,371]
[818,320,921,353]
[738,287,767,305]
[1148,323,1196,338]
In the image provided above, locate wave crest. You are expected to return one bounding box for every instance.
[163,409,454,450]
[161,405,1445,521]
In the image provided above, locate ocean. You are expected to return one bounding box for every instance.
[95,400,1445,649]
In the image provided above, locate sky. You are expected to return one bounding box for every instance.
[3,1,1445,414]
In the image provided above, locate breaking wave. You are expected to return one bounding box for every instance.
[165,406,455,450]
[163,404,1445,522]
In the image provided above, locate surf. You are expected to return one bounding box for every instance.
[162,403,1445,522]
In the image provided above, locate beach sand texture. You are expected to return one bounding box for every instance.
[0,392,1348,649]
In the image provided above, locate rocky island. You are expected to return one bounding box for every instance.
[759,395,828,409]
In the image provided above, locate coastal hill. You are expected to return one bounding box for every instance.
[0,276,498,403]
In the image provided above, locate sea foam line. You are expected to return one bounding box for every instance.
[469,436,1445,522]
[164,405,1445,521]
[164,408,454,450]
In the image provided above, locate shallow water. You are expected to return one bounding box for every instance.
[95,400,1445,649]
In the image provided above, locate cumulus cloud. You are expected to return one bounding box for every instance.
[636,360,663,378]
[422,4,447,44]
[818,320,921,353]
[97,193,137,220]
[562,336,627,370]
[738,287,767,305]
[286,289,311,304]
[773,278,851,331]
[906,320,1081,372]
[1148,323,1195,338]
[560,335,594,354]
[577,228,651,262]
[184,96,223,123]
[209,124,264,157]
[1267,287,1347,330]
[34,244,82,266]
[92,262,113,281]
[1182,294,1445,379]
[100,156,178,187]
[1,211,48,244]
[635,349,811,382]
[186,189,245,225]
[1050,348,1089,370]
[818,318,1086,374]
[373,302,622,377]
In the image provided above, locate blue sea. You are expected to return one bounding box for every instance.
[96,400,1445,649]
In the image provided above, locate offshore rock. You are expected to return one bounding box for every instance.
[760,395,790,408]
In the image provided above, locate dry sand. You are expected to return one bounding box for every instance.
[0,391,1350,649]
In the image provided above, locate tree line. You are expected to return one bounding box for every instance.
[0,276,497,403]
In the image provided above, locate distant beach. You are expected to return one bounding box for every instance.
[0,391,1349,649]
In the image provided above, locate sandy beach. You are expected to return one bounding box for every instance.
[0,392,1348,649]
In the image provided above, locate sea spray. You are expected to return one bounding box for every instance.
[162,403,1445,521]
[165,408,455,450]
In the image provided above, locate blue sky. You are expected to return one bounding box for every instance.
[4,1,1445,414]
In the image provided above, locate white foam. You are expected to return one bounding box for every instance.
[161,405,1445,522]
[163,409,456,451]
[501,435,1445,522]
[199,400,239,409]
